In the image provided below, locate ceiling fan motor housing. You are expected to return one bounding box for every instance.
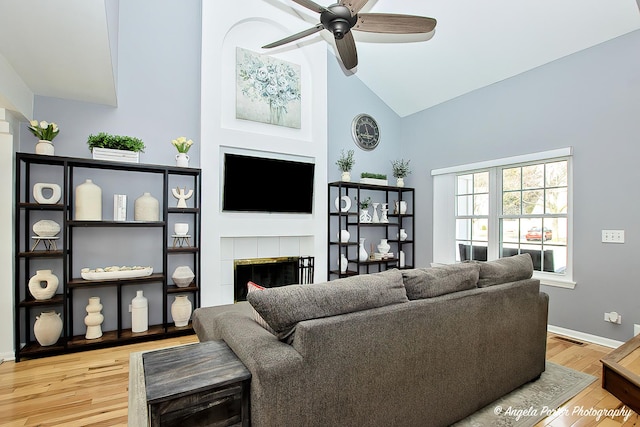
[321,4,357,39]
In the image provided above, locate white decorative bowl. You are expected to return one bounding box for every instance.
[32,219,61,237]
[172,266,195,287]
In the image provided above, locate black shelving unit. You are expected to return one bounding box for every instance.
[327,181,415,280]
[14,153,201,361]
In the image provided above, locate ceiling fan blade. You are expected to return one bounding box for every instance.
[354,13,437,34]
[262,24,324,49]
[340,0,369,16]
[291,0,329,13]
[334,31,358,70]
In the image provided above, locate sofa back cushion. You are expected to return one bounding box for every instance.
[476,253,534,287]
[401,263,480,300]
[247,268,408,341]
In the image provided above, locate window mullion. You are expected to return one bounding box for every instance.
[488,167,500,260]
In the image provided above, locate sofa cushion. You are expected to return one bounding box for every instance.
[246,281,277,334]
[476,253,534,287]
[247,268,408,341]
[401,263,480,300]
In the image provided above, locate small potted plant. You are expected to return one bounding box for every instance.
[336,149,355,182]
[391,159,411,187]
[87,132,145,163]
[360,172,388,186]
[29,120,60,156]
[171,136,195,167]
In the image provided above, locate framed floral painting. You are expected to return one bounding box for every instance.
[236,47,301,129]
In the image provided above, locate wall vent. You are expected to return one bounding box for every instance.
[552,336,586,346]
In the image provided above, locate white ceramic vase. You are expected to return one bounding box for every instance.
[33,183,61,204]
[397,177,405,188]
[358,238,368,262]
[131,290,148,333]
[84,297,104,339]
[28,269,59,300]
[378,239,390,254]
[341,171,351,182]
[395,200,407,215]
[172,265,195,287]
[171,295,192,327]
[359,208,371,223]
[372,203,380,223]
[134,192,159,221]
[35,140,54,156]
[174,223,189,236]
[176,153,190,167]
[339,253,348,273]
[34,310,63,346]
[338,229,350,243]
[400,250,406,268]
[32,219,61,237]
[75,179,102,220]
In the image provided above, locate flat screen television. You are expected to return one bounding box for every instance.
[222,153,315,213]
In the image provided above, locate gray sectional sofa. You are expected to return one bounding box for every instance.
[192,254,549,427]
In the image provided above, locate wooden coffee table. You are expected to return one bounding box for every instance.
[601,333,640,414]
[133,340,251,426]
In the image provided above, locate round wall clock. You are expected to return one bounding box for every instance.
[352,114,380,151]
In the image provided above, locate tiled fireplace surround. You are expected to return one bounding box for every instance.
[219,235,316,302]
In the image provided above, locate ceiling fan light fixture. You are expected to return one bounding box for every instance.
[328,19,351,39]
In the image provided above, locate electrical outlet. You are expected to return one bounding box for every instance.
[605,311,622,324]
[602,230,625,243]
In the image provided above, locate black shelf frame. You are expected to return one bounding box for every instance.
[14,153,201,361]
[327,181,415,279]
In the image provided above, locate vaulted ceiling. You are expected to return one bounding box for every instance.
[1,0,639,119]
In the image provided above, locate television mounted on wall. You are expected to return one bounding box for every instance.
[222,153,315,214]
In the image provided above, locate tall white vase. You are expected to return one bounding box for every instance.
[75,179,102,220]
[131,290,148,333]
[34,310,63,346]
[84,297,104,339]
[171,295,192,327]
[358,238,368,262]
[339,253,348,273]
[134,192,159,221]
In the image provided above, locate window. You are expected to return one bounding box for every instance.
[434,148,574,289]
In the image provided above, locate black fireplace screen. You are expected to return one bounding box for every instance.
[234,256,314,301]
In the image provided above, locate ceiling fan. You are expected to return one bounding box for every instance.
[262,0,437,70]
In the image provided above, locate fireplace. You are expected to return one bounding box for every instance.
[234,256,314,301]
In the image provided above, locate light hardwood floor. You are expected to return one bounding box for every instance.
[0,333,637,426]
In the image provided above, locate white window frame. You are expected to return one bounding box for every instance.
[432,148,575,289]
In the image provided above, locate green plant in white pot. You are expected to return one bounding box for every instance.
[336,149,355,182]
[391,159,411,187]
[87,132,145,163]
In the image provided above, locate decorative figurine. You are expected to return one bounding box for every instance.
[172,186,194,208]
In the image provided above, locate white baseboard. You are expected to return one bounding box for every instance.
[548,324,624,349]
[1,351,15,362]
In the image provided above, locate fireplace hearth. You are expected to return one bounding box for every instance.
[234,256,314,301]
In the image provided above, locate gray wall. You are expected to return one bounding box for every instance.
[328,29,640,342]
[327,55,402,183]
[28,0,201,166]
[23,0,202,334]
[403,30,640,342]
